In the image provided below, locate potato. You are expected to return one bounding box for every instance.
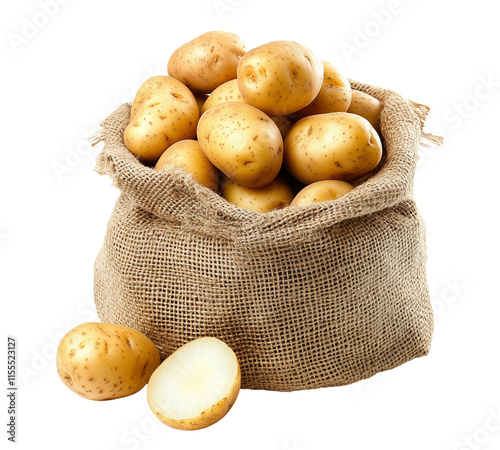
[201,79,246,114]
[284,112,382,184]
[168,31,246,94]
[202,81,293,139]
[197,101,283,187]
[220,174,294,212]
[294,61,351,118]
[56,322,160,401]
[147,337,240,431]
[347,90,383,134]
[237,40,324,116]
[291,180,354,207]
[124,76,199,165]
[155,140,218,192]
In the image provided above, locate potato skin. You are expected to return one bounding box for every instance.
[197,102,283,188]
[202,81,293,140]
[220,175,294,212]
[56,322,160,401]
[168,31,246,94]
[347,90,383,134]
[291,180,354,207]
[201,79,246,114]
[294,61,351,118]
[155,140,219,192]
[284,112,382,184]
[237,40,324,116]
[124,76,199,165]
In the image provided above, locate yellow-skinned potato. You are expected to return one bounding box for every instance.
[220,174,294,212]
[155,140,219,192]
[56,322,160,401]
[347,90,383,134]
[197,102,283,187]
[237,40,324,116]
[202,81,293,140]
[200,80,295,142]
[294,61,352,118]
[291,180,354,207]
[168,31,246,94]
[147,337,240,431]
[284,112,382,184]
[201,79,246,114]
[124,76,199,165]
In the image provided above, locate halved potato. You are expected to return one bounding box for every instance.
[147,337,241,431]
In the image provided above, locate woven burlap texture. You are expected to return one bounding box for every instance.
[93,80,434,391]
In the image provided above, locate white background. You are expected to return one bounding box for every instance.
[1,0,499,449]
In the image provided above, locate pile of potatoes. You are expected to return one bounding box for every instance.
[124,31,384,213]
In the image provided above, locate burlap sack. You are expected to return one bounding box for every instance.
[92,80,439,391]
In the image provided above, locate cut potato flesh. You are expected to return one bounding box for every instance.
[147,337,241,430]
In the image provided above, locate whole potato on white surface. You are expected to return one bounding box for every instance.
[56,322,160,401]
